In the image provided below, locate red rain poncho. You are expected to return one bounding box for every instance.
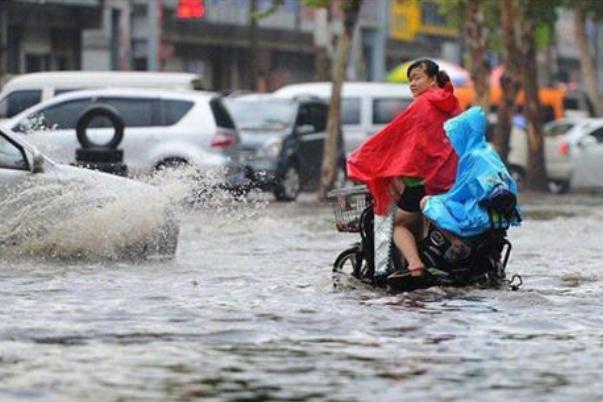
[347,83,462,215]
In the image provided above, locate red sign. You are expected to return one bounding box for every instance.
[176,0,205,19]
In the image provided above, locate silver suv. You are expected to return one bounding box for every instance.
[8,88,241,182]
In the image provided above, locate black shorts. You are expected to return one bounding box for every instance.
[396,185,426,213]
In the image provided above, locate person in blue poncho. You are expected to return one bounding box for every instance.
[420,106,521,241]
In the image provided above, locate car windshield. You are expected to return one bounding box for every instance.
[226,99,295,131]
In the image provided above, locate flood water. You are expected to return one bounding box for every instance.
[0,190,602,402]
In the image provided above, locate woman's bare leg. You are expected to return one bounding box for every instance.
[393,209,424,276]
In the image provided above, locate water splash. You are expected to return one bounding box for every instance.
[0,164,268,261]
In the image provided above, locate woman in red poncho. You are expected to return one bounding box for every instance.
[347,59,461,278]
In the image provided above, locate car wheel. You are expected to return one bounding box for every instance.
[508,165,525,189]
[548,179,570,194]
[274,164,300,202]
[155,158,189,172]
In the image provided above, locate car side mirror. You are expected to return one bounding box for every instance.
[297,124,316,135]
[26,149,45,173]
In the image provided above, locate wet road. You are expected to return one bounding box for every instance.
[0,192,602,401]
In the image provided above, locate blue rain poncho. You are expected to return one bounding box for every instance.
[422,106,521,237]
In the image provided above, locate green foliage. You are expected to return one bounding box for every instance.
[562,0,603,19]
[529,0,561,49]
[251,0,284,20]
[303,0,331,7]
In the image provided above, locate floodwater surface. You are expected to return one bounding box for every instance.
[0,191,602,402]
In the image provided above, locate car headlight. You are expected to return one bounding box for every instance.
[259,138,283,158]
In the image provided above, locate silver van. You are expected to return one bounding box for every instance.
[0,71,202,121]
[273,82,413,155]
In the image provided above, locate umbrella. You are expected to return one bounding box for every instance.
[387,58,472,87]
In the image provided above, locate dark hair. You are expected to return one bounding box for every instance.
[407,58,451,88]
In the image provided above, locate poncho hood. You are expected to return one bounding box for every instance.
[444,105,487,156]
[347,84,461,215]
[422,106,521,237]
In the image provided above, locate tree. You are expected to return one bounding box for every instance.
[571,0,603,115]
[305,0,363,200]
[492,0,521,163]
[464,0,490,111]
[436,0,493,111]
[519,0,548,191]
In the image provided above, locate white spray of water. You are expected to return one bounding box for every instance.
[0,164,268,260]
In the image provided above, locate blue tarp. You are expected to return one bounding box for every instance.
[422,107,521,237]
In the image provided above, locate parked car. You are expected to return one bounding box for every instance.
[0,125,179,259]
[224,93,346,201]
[555,118,603,191]
[0,71,202,121]
[6,88,243,184]
[273,82,412,155]
[506,116,588,193]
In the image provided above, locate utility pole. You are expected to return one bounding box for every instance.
[147,0,160,71]
[372,0,388,81]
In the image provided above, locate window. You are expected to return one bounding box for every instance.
[24,98,93,131]
[0,90,42,119]
[544,122,575,137]
[372,98,411,124]
[0,134,27,170]
[298,104,327,133]
[162,99,194,126]
[55,88,85,96]
[341,98,361,125]
[210,98,236,129]
[98,97,156,127]
[25,54,51,73]
[589,127,603,143]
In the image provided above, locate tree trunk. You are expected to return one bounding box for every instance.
[317,0,362,200]
[313,7,332,81]
[493,0,521,163]
[248,0,260,91]
[464,0,489,111]
[574,1,603,116]
[520,0,548,191]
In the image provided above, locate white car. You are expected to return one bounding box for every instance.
[555,118,603,191]
[506,117,587,192]
[0,126,179,259]
[6,88,241,181]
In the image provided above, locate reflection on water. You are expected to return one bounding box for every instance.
[0,192,602,401]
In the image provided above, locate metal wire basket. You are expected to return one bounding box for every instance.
[327,186,371,233]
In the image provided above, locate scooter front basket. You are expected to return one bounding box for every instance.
[327,186,371,233]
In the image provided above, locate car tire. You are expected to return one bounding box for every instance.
[76,105,125,149]
[508,165,525,189]
[548,179,570,194]
[273,164,300,202]
[155,158,189,172]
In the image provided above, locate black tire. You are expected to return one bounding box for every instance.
[155,158,189,172]
[508,165,525,189]
[548,179,570,194]
[333,245,363,278]
[76,105,125,149]
[273,164,300,201]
